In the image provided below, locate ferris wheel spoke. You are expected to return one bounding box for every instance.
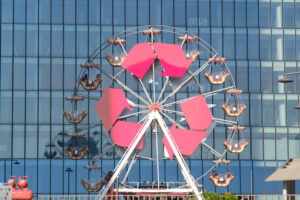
[117,37,128,55]
[162,95,199,108]
[201,142,222,159]
[203,86,235,97]
[159,111,185,129]
[212,118,237,125]
[121,153,137,184]
[159,54,217,105]
[96,67,150,106]
[118,110,149,120]
[92,143,116,164]
[156,77,169,103]
[161,109,184,116]
[138,79,153,104]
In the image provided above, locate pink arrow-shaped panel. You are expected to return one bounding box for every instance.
[95,88,132,133]
[152,43,193,77]
[180,94,212,131]
[110,121,144,149]
[121,43,157,79]
[162,122,208,160]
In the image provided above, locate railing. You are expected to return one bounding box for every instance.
[34,194,300,200]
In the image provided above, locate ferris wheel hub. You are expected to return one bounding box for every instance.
[149,103,161,112]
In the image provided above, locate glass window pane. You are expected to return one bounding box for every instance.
[0,126,11,158]
[76,25,88,57]
[223,0,234,27]
[273,61,284,93]
[276,128,287,160]
[14,25,26,57]
[260,29,271,60]
[150,0,161,25]
[286,95,298,126]
[224,28,235,59]
[126,0,137,25]
[27,0,38,23]
[249,61,260,93]
[52,0,63,24]
[261,61,273,93]
[114,0,125,25]
[235,0,246,27]
[13,125,24,158]
[274,94,286,126]
[289,128,300,158]
[52,25,63,57]
[284,30,295,60]
[262,94,274,126]
[64,25,75,57]
[236,28,247,59]
[211,0,222,26]
[248,28,259,60]
[76,0,88,24]
[250,94,262,126]
[39,58,50,90]
[259,0,271,27]
[26,25,38,57]
[51,58,63,90]
[237,61,248,92]
[295,1,300,28]
[187,0,197,26]
[211,28,223,56]
[253,161,265,193]
[174,0,185,26]
[1,0,13,23]
[39,25,51,57]
[1,24,13,56]
[26,91,38,124]
[26,58,38,90]
[264,127,276,160]
[101,0,112,25]
[199,0,209,26]
[283,1,294,28]
[272,29,283,60]
[271,1,282,28]
[64,0,75,24]
[38,160,50,193]
[26,126,37,158]
[38,92,50,124]
[14,0,26,23]
[247,0,258,27]
[89,0,100,25]
[296,30,300,60]
[14,58,25,90]
[1,57,12,90]
[0,92,12,124]
[39,0,50,24]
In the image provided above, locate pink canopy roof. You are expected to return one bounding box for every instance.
[110,121,144,149]
[162,123,208,159]
[95,88,132,133]
[121,42,194,79]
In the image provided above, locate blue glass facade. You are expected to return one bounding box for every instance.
[0,0,300,196]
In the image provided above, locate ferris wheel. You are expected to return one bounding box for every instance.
[60,25,247,199]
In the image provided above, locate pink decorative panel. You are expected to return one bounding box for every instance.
[110,121,144,149]
[162,122,207,159]
[152,43,192,77]
[180,95,212,131]
[95,88,132,133]
[121,43,156,79]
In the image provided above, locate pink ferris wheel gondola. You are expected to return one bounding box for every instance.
[65,26,245,200]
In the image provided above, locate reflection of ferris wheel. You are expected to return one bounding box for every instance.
[61,25,247,199]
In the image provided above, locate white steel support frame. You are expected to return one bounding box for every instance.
[97,111,204,200]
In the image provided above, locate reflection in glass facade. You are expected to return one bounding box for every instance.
[1,0,300,196]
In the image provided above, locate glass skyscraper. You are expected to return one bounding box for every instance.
[0,0,300,196]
